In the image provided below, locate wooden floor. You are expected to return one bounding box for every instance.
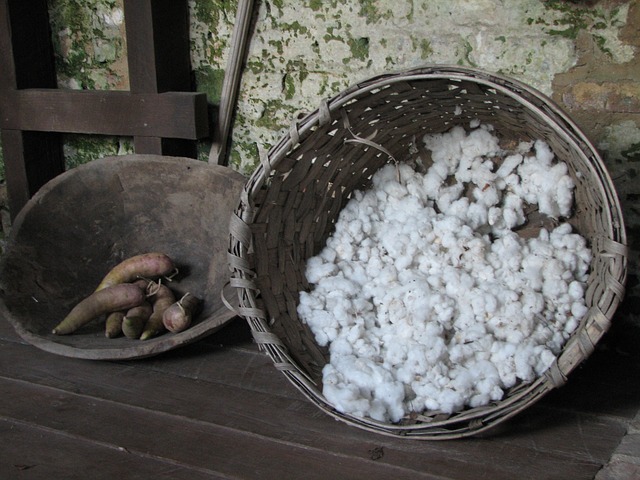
[1,312,639,480]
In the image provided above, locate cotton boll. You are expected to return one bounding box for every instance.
[305,256,337,284]
[436,388,466,414]
[384,338,410,367]
[473,183,501,208]
[461,127,501,159]
[514,151,575,218]
[501,207,521,231]
[533,347,557,376]
[491,353,517,388]
[372,164,401,187]
[323,365,372,418]
[555,174,575,217]
[489,232,523,273]
[377,264,398,284]
[382,178,409,200]
[570,301,588,320]
[330,336,355,356]
[298,290,323,311]
[528,229,553,256]
[496,154,523,178]
[304,311,338,346]
[514,345,539,383]
[521,290,545,319]
[436,183,465,212]
[373,381,407,422]
[465,202,489,229]
[299,123,591,422]
[567,281,585,301]
[501,193,526,229]
[517,140,534,154]
[449,366,476,394]
[423,126,466,168]
[534,140,554,166]
[412,382,442,412]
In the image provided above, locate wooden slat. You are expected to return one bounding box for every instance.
[0,89,209,140]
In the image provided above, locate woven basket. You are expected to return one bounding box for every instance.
[228,65,627,439]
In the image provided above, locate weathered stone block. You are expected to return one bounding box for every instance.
[563,82,640,113]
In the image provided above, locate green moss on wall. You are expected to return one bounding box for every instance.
[347,36,370,62]
[195,66,226,104]
[457,39,477,67]
[537,0,629,56]
[193,0,234,26]
[48,0,125,89]
[63,135,133,169]
[308,0,323,11]
[358,0,384,24]
[419,39,433,60]
[255,99,298,130]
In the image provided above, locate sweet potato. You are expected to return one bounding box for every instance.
[121,301,152,339]
[95,253,177,292]
[52,283,145,335]
[140,283,176,341]
[105,311,125,338]
[162,293,202,333]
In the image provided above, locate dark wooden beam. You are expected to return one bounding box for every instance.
[0,0,57,90]
[1,89,209,139]
[0,0,64,218]
[124,0,192,93]
[1,130,64,216]
[123,0,198,156]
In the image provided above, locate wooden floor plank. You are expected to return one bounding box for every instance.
[0,337,619,480]
[0,418,228,480]
[0,377,444,480]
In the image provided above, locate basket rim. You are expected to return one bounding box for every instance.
[229,64,629,439]
[246,64,625,246]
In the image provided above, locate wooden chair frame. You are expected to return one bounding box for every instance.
[0,0,210,217]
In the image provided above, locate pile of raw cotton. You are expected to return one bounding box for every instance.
[297,122,591,423]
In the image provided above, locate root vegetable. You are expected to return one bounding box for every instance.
[122,301,152,339]
[162,293,202,333]
[122,316,145,339]
[53,283,146,335]
[140,283,176,340]
[95,253,177,292]
[105,311,125,338]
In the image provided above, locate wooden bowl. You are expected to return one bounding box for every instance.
[0,154,245,360]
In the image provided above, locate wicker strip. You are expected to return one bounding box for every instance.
[228,65,628,439]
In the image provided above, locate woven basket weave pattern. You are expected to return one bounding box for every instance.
[229,66,627,439]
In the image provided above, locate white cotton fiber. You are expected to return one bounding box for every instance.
[298,123,590,423]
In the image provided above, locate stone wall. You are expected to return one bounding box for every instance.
[0,0,638,329]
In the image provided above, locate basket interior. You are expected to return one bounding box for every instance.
[244,71,625,422]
